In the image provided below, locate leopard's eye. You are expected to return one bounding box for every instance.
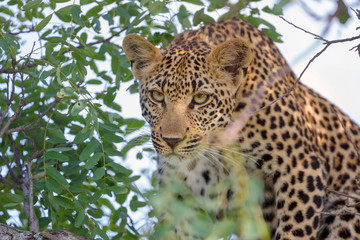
[149,90,164,103]
[192,94,210,105]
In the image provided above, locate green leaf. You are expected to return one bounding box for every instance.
[121,135,150,156]
[35,14,53,32]
[75,209,86,227]
[0,37,9,51]
[0,6,14,16]
[5,193,23,203]
[78,194,90,203]
[92,167,105,180]
[47,138,67,144]
[95,226,109,240]
[71,5,85,26]
[40,69,56,83]
[70,100,87,116]
[57,87,75,98]
[108,186,128,194]
[86,79,102,85]
[148,1,166,15]
[73,129,91,144]
[50,0,71,2]
[45,179,63,194]
[177,5,191,30]
[107,161,131,175]
[56,65,62,85]
[46,167,69,188]
[47,147,73,152]
[130,195,146,211]
[46,151,69,162]
[23,0,42,11]
[124,118,145,135]
[54,196,74,209]
[39,217,51,229]
[100,123,118,132]
[336,0,350,24]
[79,139,99,161]
[183,0,203,5]
[90,191,102,203]
[102,13,114,25]
[104,87,117,106]
[208,0,227,11]
[263,0,290,16]
[85,152,102,169]
[55,4,76,22]
[102,133,123,143]
[116,7,130,19]
[85,5,102,18]
[193,9,215,26]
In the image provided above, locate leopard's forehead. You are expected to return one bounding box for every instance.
[143,45,214,102]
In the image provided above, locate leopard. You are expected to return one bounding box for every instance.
[122,18,360,239]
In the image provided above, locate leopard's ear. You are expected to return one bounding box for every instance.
[209,39,252,87]
[122,34,162,80]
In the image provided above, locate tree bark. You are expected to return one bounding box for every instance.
[0,223,93,240]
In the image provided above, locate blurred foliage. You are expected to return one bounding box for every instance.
[0,0,356,239]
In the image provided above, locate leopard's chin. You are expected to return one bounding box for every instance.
[159,150,205,168]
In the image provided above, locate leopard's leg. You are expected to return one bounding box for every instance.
[317,191,360,240]
[271,166,326,240]
[261,182,277,236]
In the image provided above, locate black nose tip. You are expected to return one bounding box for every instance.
[163,137,182,148]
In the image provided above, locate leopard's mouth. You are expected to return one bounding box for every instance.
[157,144,210,168]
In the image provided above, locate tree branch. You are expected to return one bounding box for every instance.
[77,27,128,50]
[0,223,93,240]
[25,155,39,232]
[8,26,35,35]
[0,175,21,189]
[5,97,61,135]
[0,155,18,182]
[9,135,23,183]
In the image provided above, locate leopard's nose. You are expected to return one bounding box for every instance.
[163,137,182,148]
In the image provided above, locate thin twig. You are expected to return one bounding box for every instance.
[255,44,330,113]
[280,16,327,41]
[255,17,360,114]
[8,26,35,35]
[0,155,18,182]
[318,210,360,217]
[326,187,360,202]
[80,27,128,48]
[0,62,37,74]
[27,172,45,183]
[5,97,61,134]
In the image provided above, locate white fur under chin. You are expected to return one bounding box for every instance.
[157,153,224,197]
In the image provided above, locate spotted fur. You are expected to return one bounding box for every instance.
[123,18,360,239]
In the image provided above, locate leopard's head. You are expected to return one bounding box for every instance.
[123,34,252,166]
